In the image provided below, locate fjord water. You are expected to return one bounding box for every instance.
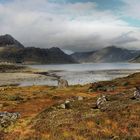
[30,63,140,71]
[24,63,140,86]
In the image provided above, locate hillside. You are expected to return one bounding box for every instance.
[0,72,140,139]
[0,46,75,64]
[0,34,24,48]
[131,55,140,63]
[71,46,140,63]
[0,34,75,64]
[71,51,95,63]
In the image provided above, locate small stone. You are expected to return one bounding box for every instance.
[59,104,66,109]
[77,96,84,101]
[65,100,71,109]
[65,100,70,104]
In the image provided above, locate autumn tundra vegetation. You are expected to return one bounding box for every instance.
[0,65,140,140]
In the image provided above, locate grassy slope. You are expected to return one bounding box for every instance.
[0,73,140,140]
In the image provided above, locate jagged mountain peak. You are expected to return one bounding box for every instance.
[0,34,24,48]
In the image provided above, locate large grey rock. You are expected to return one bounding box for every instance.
[134,87,140,99]
[0,112,20,128]
[96,95,107,109]
[58,79,69,88]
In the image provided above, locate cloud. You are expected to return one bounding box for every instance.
[0,0,140,52]
[111,31,139,45]
[122,0,140,19]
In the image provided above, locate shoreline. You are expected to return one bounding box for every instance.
[0,67,140,87]
[0,65,140,139]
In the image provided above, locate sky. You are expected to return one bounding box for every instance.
[0,0,140,52]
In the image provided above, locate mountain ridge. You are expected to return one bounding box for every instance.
[0,34,24,48]
[0,34,140,64]
[0,34,75,64]
[131,54,140,62]
[71,46,140,63]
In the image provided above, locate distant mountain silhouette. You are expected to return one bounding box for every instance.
[0,34,75,64]
[71,46,140,63]
[131,54,140,62]
[71,51,95,63]
[0,34,24,48]
[1,34,139,64]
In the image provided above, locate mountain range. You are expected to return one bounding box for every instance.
[0,34,75,64]
[71,46,140,63]
[0,34,140,64]
[131,55,140,62]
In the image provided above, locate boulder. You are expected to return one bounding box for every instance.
[96,95,107,109]
[0,112,20,128]
[65,100,71,109]
[134,87,140,99]
[59,100,71,109]
[58,79,69,88]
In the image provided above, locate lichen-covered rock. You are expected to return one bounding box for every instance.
[96,95,107,109]
[58,79,69,88]
[0,112,20,128]
[134,87,140,99]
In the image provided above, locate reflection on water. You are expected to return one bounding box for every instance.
[21,63,140,86]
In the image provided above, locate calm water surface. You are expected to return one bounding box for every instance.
[22,63,140,86]
[30,63,140,71]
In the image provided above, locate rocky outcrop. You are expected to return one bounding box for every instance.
[96,95,107,109]
[134,87,140,99]
[58,79,69,88]
[0,112,20,128]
